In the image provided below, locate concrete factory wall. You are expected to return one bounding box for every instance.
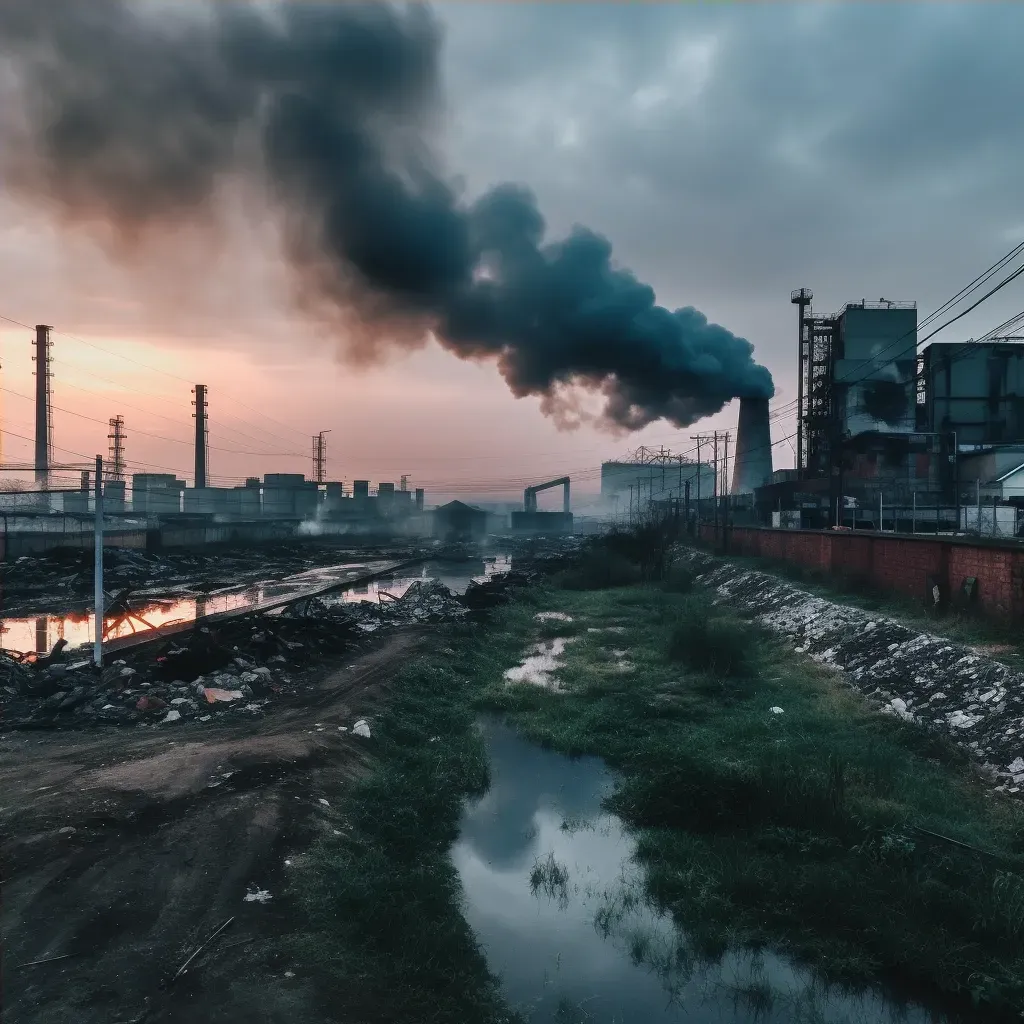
[699,524,1024,621]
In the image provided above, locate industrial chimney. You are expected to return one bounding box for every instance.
[731,397,774,494]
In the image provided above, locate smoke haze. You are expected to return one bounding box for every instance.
[0,0,774,431]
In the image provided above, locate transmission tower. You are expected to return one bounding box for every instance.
[107,415,126,481]
[32,325,53,485]
[312,431,330,484]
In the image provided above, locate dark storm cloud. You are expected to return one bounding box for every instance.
[438,1,1024,391]
[0,0,773,434]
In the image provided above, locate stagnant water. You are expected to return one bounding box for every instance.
[454,718,952,1024]
[0,556,511,655]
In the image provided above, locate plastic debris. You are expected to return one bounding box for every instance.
[243,887,273,904]
[769,706,784,715]
[352,719,371,739]
[162,709,181,724]
[204,687,244,704]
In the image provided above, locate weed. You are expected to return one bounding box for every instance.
[666,599,756,678]
[529,852,571,907]
[557,549,641,591]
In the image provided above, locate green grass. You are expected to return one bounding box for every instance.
[289,629,524,1024]
[475,582,1024,1018]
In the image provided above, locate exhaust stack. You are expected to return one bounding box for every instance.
[731,397,773,494]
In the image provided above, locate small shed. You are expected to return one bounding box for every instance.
[433,500,487,542]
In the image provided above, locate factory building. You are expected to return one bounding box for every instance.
[918,342,1024,445]
[433,500,488,542]
[794,292,919,480]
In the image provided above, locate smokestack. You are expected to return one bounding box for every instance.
[731,397,773,494]
[33,325,52,485]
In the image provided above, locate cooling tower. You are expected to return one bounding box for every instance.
[731,397,774,494]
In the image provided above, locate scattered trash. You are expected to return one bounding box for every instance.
[318,798,330,807]
[769,706,784,715]
[161,709,182,724]
[243,887,273,904]
[352,719,371,739]
[204,688,244,704]
[535,612,573,623]
[172,916,235,982]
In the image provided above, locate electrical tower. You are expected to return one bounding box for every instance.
[192,385,208,489]
[32,325,53,485]
[107,415,126,481]
[312,431,330,484]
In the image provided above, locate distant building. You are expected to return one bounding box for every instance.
[600,460,715,504]
[433,500,487,542]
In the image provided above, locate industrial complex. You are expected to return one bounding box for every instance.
[8,290,1024,549]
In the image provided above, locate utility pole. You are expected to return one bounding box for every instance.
[94,454,104,668]
[32,325,53,486]
[312,430,330,484]
[107,415,126,481]
[192,385,208,489]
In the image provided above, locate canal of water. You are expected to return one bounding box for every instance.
[454,718,954,1024]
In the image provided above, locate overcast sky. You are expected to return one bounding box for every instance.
[1,1,1022,504]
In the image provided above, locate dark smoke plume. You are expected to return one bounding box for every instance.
[0,0,774,431]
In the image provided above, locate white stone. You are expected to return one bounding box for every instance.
[353,719,371,739]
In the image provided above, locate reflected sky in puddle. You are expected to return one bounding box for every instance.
[454,719,949,1024]
[330,556,511,605]
[0,556,511,655]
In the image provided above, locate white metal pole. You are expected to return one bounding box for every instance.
[977,479,981,534]
[94,455,104,668]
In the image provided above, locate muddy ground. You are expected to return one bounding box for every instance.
[1,626,428,1024]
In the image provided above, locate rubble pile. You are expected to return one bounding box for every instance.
[0,599,366,731]
[685,552,1024,794]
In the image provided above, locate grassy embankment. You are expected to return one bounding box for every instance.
[282,543,1024,1021]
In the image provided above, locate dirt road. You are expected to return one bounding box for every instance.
[1,628,429,1024]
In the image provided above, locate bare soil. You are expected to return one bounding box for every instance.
[1,627,430,1024]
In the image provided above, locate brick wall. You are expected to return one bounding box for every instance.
[699,525,1024,620]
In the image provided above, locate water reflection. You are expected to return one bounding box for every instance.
[454,718,948,1024]
[331,556,512,605]
[0,555,512,655]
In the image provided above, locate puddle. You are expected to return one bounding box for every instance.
[0,559,406,655]
[0,555,513,655]
[454,718,955,1024]
[504,638,573,689]
[331,556,511,605]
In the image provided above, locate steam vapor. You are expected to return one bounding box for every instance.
[0,0,774,431]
